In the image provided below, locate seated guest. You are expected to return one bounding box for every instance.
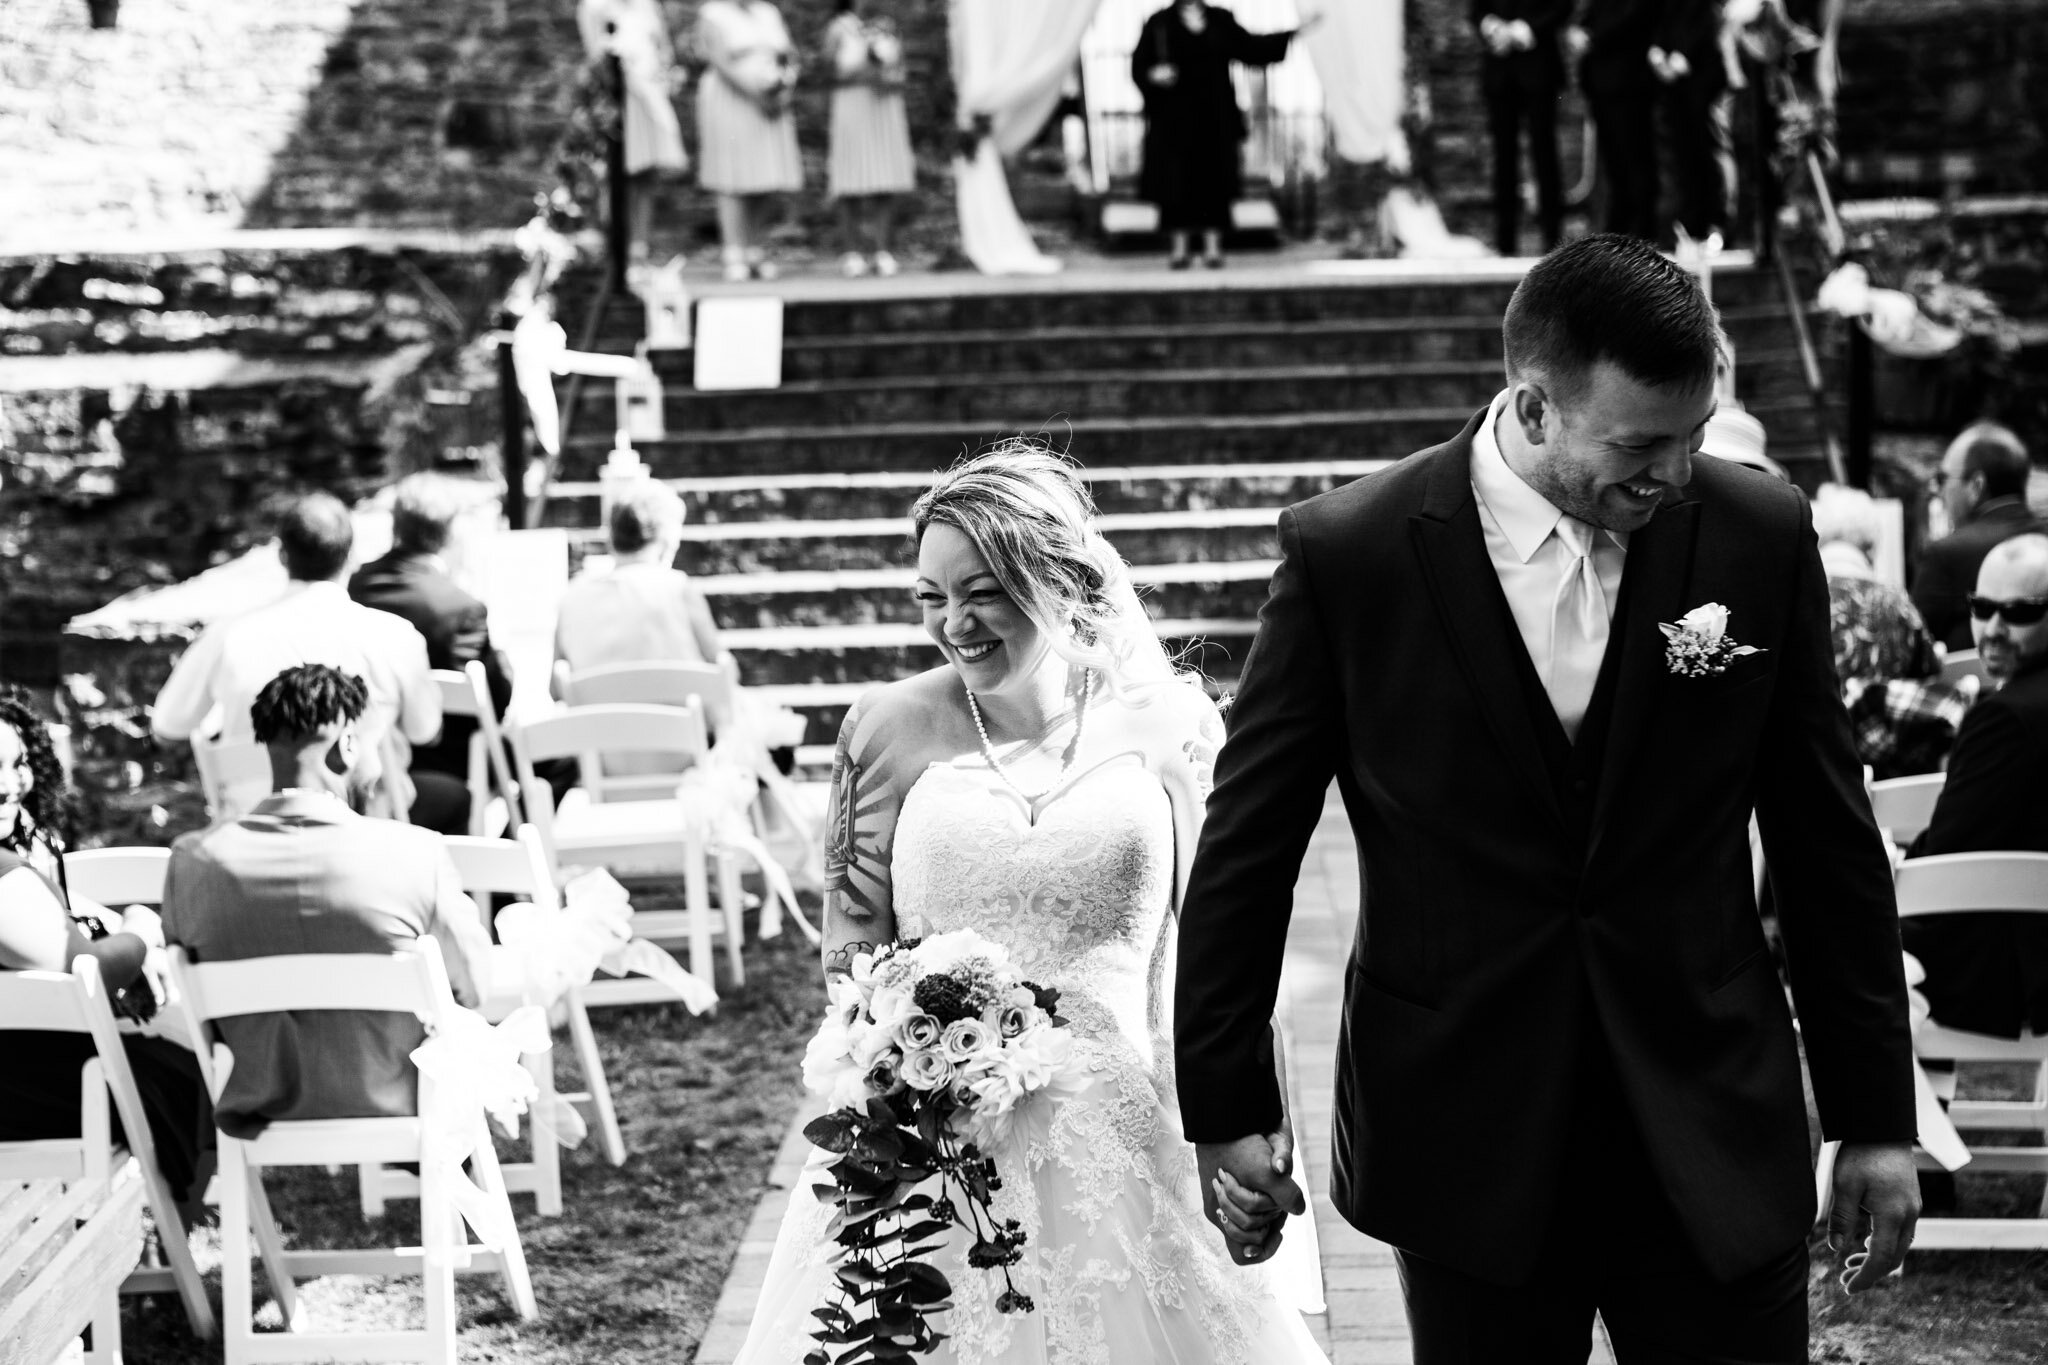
[1815,484,1964,778]
[1911,422,2044,652]
[554,483,730,784]
[554,481,725,686]
[0,687,211,1217]
[162,665,491,1137]
[1900,534,2048,1039]
[153,491,442,822]
[349,472,514,834]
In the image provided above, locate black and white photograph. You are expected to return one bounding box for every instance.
[3,0,2046,1361]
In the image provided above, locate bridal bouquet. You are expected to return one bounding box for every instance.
[800,930,1081,1365]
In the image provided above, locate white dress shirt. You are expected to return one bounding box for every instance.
[151,579,441,816]
[1470,391,1629,739]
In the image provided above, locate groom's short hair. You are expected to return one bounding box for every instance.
[1502,234,1722,407]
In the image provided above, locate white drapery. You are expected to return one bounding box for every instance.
[1299,0,1406,168]
[947,0,1102,275]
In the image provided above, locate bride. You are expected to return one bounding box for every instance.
[733,443,1328,1364]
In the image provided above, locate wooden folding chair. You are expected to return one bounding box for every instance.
[0,957,215,1348]
[1868,772,1947,848]
[170,940,537,1363]
[192,733,270,823]
[1940,649,1987,687]
[512,703,743,989]
[357,829,628,1220]
[1822,852,2048,1251]
[63,845,173,910]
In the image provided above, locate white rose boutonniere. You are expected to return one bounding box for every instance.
[1659,602,1764,677]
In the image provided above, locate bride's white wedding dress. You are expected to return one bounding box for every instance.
[733,753,1329,1364]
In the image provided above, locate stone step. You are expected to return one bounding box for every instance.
[582,361,1493,435]
[571,347,1827,437]
[561,259,1791,344]
[700,559,1279,631]
[544,457,1392,527]
[671,506,1283,577]
[730,619,1255,715]
[617,302,1823,385]
[557,396,1831,482]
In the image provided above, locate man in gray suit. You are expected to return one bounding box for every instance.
[163,664,492,1138]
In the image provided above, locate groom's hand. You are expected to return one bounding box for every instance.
[1197,1130,1307,1266]
[1829,1140,1921,1293]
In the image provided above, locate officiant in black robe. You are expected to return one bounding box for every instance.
[1132,1,1300,269]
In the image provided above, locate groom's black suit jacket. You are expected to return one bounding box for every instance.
[1175,414,1917,1285]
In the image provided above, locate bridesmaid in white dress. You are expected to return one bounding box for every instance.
[696,0,804,280]
[576,0,688,267]
[824,0,916,277]
[732,443,1330,1364]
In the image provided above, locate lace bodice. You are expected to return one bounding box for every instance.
[894,753,1175,1075]
[732,747,1325,1365]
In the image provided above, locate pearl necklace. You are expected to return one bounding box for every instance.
[966,670,1094,804]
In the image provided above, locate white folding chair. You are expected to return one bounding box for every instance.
[561,659,735,732]
[170,940,538,1363]
[431,668,491,837]
[1940,649,1987,687]
[63,845,172,909]
[465,659,526,833]
[512,703,743,989]
[192,733,270,822]
[0,957,216,1348]
[1889,852,2048,1249]
[1868,772,1947,848]
[357,830,628,1220]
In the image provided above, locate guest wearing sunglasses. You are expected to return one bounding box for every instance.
[1900,534,2048,1038]
[1909,423,2043,652]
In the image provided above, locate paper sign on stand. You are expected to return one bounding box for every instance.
[693,297,783,391]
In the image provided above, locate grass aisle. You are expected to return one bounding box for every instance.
[122,926,827,1364]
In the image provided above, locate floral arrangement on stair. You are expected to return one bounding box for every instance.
[798,930,1083,1364]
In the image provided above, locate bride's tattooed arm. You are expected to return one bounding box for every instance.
[822,698,901,980]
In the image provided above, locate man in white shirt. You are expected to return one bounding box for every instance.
[152,492,440,820]
[1179,234,1918,1362]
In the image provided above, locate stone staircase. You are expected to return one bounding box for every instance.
[541,261,1835,763]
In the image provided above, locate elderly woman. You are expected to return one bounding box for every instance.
[0,687,211,1218]
[1815,484,1968,778]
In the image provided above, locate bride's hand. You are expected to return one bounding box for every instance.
[1198,1131,1307,1265]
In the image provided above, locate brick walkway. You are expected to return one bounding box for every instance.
[693,794,1618,1363]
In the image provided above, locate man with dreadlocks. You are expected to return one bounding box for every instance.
[162,663,491,1137]
[0,683,214,1219]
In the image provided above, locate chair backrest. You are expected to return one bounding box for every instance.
[562,661,734,721]
[62,847,172,909]
[442,827,560,913]
[0,958,175,1188]
[1940,649,1987,687]
[432,668,480,719]
[191,733,270,818]
[1896,852,2048,918]
[1867,772,1946,845]
[511,702,709,789]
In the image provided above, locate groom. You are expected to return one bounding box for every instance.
[1176,235,1918,1360]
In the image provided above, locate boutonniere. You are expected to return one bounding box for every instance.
[1659,602,1765,678]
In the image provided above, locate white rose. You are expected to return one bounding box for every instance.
[969,1057,1027,1116]
[901,1048,954,1091]
[801,1017,856,1097]
[866,984,918,1032]
[1003,1026,1075,1092]
[1677,603,1730,640]
[850,1019,897,1069]
[941,1017,995,1065]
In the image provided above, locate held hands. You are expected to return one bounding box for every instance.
[1146,62,1178,88]
[1196,1122,1309,1266]
[1828,1141,1921,1293]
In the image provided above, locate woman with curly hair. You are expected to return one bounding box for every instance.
[0,686,212,1218]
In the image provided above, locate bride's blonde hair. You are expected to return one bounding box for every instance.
[910,441,1178,696]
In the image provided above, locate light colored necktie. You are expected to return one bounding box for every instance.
[1547,516,1609,742]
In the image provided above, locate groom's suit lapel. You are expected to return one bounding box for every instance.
[1585,487,1703,863]
[1408,425,1570,836]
